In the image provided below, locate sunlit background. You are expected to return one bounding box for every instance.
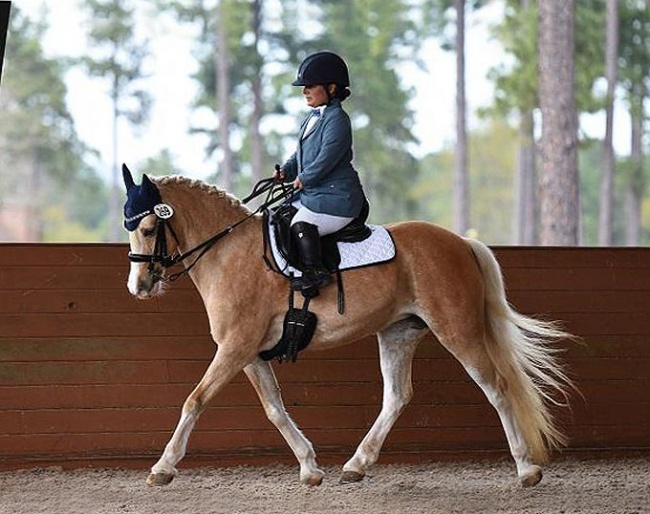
[0,0,644,244]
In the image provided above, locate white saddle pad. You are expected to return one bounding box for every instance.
[267,217,396,278]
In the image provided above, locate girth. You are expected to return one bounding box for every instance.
[259,293,317,363]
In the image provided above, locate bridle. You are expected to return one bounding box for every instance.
[127,177,294,283]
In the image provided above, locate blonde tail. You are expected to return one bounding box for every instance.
[466,238,575,463]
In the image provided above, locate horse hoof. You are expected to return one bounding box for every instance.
[302,471,325,487]
[146,473,175,486]
[520,466,543,488]
[339,470,365,484]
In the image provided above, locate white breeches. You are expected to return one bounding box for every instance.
[290,200,353,236]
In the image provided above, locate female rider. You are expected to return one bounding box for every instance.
[274,51,367,298]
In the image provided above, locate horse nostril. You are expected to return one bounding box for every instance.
[136,285,151,298]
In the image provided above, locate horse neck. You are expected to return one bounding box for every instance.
[157,179,255,257]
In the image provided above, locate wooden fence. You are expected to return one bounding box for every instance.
[0,244,648,470]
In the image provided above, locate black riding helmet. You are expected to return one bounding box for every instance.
[292,51,350,87]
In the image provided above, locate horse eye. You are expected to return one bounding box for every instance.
[142,227,156,238]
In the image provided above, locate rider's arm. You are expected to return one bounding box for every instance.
[281,152,298,181]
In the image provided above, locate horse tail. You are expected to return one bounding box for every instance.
[466,238,574,464]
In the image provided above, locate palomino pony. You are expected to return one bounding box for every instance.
[122,167,573,488]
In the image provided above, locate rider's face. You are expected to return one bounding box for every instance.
[303,84,329,107]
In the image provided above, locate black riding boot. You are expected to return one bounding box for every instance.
[291,221,331,298]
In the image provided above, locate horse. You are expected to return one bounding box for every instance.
[122,167,574,488]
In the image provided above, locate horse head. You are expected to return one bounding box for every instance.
[122,164,178,299]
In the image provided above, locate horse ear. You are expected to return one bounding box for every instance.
[122,163,136,191]
[141,173,155,192]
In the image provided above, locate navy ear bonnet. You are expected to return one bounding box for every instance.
[122,164,162,231]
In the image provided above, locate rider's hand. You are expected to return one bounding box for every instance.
[293,177,303,190]
[273,167,286,182]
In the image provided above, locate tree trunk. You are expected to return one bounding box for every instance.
[453,0,469,235]
[515,108,537,245]
[599,0,618,246]
[250,0,264,186]
[538,0,580,246]
[626,93,644,246]
[626,0,650,246]
[109,72,121,241]
[21,151,43,241]
[514,0,536,246]
[216,0,234,192]
[32,153,44,241]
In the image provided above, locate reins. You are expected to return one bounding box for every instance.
[128,177,295,283]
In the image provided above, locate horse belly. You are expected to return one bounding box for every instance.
[305,263,408,351]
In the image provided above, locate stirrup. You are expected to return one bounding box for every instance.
[293,270,331,298]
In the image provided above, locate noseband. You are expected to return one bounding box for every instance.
[127,214,179,279]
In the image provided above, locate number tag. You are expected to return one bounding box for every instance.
[154,203,174,219]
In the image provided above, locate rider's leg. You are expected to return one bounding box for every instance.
[291,221,331,297]
[291,207,354,237]
[290,207,353,298]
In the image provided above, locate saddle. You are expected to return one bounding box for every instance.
[266,198,372,274]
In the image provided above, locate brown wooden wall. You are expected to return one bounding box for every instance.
[1,244,649,470]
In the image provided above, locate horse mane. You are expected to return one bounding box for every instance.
[151,175,251,215]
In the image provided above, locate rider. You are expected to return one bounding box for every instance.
[274,51,367,298]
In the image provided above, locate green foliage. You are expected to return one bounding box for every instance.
[79,0,152,125]
[619,1,650,115]
[578,141,601,245]
[420,0,489,41]
[160,0,424,223]
[487,1,538,115]
[641,195,650,242]
[42,166,110,241]
[415,151,454,226]
[488,0,605,117]
[160,0,276,181]
[469,121,517,243]
[417,119,517,243]
[137,149,184,177]
[79,0,152,240]
[0,8,83,188]
[577,140,650,245]
[9,0,650,244]
[0,5,105,241]
[575,0,606,113]
[304,0,422,223]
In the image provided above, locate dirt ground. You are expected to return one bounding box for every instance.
[0,456,648,514]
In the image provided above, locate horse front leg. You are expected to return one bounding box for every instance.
[244,359,324,486]
[147,346,250,486]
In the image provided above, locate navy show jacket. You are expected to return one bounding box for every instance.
[282,98,366,218]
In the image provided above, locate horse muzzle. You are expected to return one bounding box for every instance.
[127,263,164,299]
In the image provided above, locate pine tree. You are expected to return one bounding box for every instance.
[538,0,580,245]
[79,0,152,240]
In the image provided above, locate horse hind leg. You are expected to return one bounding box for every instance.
[463,362,544,487]
[341,317,428,483]
[244,359,324,486]
[435,319,561,487]
[454,237,572,486]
